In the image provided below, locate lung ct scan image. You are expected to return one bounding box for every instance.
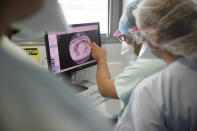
[56,29,100,70]
[69,32,92,64]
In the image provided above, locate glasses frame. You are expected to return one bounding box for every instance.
[129,24,158,33]
[114,29,128,43]
[129,24,158,44]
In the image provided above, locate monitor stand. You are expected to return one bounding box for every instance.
[60,71,88,93]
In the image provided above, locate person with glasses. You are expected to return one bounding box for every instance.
[87,0,166,118]
[115,0,197,130]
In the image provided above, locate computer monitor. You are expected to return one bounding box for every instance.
[45,22,101,77]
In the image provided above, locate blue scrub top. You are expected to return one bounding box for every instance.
[116,58,197,131]
[115,58,166,116]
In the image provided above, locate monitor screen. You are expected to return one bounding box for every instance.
[45,22,101,74]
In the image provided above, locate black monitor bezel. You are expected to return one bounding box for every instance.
[44,22,101,75]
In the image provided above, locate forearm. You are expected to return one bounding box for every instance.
[97,59,118,99]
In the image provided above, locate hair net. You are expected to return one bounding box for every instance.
[133,0,197,61]
[117,0,141,39]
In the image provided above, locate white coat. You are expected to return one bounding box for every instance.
[116,58,197,131]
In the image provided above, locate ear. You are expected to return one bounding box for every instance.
[149,30,169,44]
[146,40,159,49]
[149,30,160,43]
[146,30,160,49]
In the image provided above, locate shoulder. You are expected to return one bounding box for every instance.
[135,58,166,68]
[136,66,167,88]
[132,67,168,101]
[121,58,166,77]
[115,59,166,102]
[125,58,166,70]
[133,57,197,100]
[115,59,166,85]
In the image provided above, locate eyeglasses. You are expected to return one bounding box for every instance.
[114,30,127,42]
[117,35,128,43]
[130,24,157,33]
[129,24,158,43]
[114,29,139,45]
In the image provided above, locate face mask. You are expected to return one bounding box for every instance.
[138,42,157,59]
[120,41,135,56]
[11,0,69,39]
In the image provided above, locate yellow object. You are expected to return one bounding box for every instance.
[23,47,39,63]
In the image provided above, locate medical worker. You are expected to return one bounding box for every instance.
[0,0,114,131]
[115,0,197,130]
[87,0,166,117]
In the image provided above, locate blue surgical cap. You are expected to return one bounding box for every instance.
[119,0,141,39]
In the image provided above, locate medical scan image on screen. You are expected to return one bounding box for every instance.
[69,32,91,64]
[56,30,100,70]
[45,23,101,74]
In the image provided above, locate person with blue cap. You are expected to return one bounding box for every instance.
[115,0,197,130]
[87,0,166,118]
[114,0,142,57]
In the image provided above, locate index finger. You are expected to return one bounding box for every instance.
[91,42,100,48]
[86,40,93,48]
